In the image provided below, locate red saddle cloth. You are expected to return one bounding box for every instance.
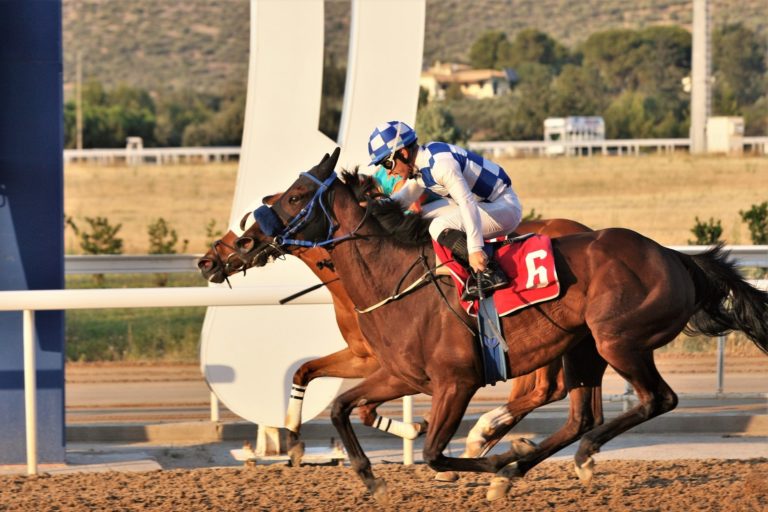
[432,234,560,317]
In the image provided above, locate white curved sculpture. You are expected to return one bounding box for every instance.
[200,0,425,427]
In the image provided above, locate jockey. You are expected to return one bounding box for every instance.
[367,120,523,297]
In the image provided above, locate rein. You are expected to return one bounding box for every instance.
[354,248,477,335]
[209,239,240,289]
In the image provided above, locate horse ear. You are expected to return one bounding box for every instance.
[318,147,341,178]
[262,193,281,206]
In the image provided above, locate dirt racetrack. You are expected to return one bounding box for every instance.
[1,459,766,511]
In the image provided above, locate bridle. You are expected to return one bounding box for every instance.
[249,171,371,251]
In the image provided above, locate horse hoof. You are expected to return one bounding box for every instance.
[434,471,459,482]
[486,476,511,502]
[371,478,389,506]
[496,461,523,480]
[574,456,595,483]
[288,441,305,467]
[510,437,538,457]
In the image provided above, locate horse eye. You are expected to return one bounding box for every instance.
[289,196,300,204]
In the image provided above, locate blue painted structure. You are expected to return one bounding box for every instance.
[0,0,65,463]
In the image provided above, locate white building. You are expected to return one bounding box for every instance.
[420,61,512,101]
[543,116,605,156]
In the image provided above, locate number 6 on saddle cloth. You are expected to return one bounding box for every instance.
[433,233,561,385]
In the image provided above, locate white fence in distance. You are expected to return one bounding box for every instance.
[62,137,768,165]
[64,246,768,275]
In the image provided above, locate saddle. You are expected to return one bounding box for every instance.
[432,233,560,317]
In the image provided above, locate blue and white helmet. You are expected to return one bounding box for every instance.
[367,121,418,166]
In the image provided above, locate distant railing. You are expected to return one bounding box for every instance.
[64,246,768,275]
[64,146,240,165]
[63,137,768,165]
[469,137,768,158]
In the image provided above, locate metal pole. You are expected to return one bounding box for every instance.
[716,335,726,394]
[23,310,38,476]
[623,381,633,412]
[210,392,220,422]
[402,395,414,465]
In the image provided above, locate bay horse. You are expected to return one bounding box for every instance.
[235,147,768,503]
[199,185,604,478]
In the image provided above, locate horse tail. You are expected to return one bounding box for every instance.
[679,244,768,355]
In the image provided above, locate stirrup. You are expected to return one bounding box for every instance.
[462,267,509,300]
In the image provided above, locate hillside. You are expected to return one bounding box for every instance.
[62,0,767,96]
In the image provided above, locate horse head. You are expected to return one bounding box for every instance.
[197,213,254,283]
[234,147,343,259]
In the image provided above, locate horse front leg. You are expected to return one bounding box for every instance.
[285,348,379,465]
[329,368,418,505]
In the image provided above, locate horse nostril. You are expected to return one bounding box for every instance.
[198,259,213,272]
[236,238,254,253]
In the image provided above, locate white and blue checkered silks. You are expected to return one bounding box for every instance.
[418,142,511,201]
[367,121,418,166]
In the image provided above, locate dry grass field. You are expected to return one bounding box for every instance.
[65,154,767,254]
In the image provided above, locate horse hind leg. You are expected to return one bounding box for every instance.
[574,349,677,483]
[435,361,566,482]
[488,336,608,501]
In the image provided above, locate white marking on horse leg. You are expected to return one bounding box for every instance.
[465,405,514,457]
[372,414,421,440]
[284,384,307,433]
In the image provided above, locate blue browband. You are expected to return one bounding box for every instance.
[259,172,350,249]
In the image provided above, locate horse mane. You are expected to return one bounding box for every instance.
[340,168,432,246]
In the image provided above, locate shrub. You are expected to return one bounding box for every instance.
[66,215,124,255]
[688,216,723,245]
[204,218,224,248]
[147,217,188,287]
[739,201,768,244]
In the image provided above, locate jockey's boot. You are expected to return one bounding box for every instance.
[437,228,509,300]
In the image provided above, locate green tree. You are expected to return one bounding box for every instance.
[688,216,723,245]
[148,218,187,287]
[468,31,511,69]
[182,83,245,146]
[713,23,767,115]
[148,217,182,255]
[499,29,570,73]
[154,89,215,147]
[549,65,607,116]
[604,91,687,139]
[65,81,158,148]
[66,216,124,286]
[580,29,645,93]
[496,63,554,140]
[66,216,123,255]
[416,103,465,145]
[739,202,768,244]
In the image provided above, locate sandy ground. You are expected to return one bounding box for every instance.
[1,459,766,511]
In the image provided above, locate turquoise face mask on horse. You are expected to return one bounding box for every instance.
[236,147,768,504]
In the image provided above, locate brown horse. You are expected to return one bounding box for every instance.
[234,148,768,503]
[199,189,603,476]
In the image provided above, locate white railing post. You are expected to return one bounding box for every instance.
[210,392,220,422]
[716,335,726,395]
[402,395,414,465]
[23,309,38,476]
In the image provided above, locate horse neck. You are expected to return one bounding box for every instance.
[295,248,355,309]
[327,184,427,307]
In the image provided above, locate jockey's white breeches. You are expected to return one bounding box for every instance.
[422,190,523,243]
